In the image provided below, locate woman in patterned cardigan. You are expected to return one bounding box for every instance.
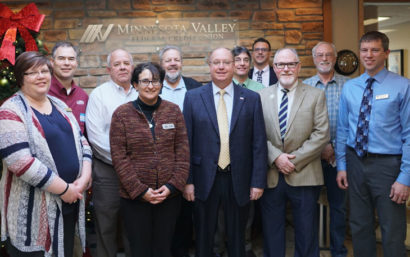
[0,52,92,257]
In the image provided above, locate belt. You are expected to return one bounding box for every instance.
[347,146,401,159]
[217,164,231,173]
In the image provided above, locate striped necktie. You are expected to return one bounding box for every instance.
[256,70,264,84]
[354,77,375,157]
[279,88,289,141]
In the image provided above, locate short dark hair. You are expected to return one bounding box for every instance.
[14,51,52,88]
[131,62,165,85]
[232,46,252,61]
[252,37,271,51]
[360,31,389,51]
[51,41,78,58]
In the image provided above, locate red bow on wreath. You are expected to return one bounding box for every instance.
[0,3,45,65]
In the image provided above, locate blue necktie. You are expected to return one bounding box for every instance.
[354,77,375,157]
[279,88,289,142]
[256,70,264,84]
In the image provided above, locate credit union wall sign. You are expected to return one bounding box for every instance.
[78,18,238,54]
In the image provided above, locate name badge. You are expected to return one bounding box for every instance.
[162,123,175,130]
[80,113,86,122]
[375,94,389,100]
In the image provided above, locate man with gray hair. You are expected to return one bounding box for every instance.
[158,45,201,257]
[303,41,349,257]
[159,45,202,111]
[86,49,137,257]
[259,47,329,257]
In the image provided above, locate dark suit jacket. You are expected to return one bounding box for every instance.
[183,82,267,206]
[183,76,202,90]
[248,66,278,86]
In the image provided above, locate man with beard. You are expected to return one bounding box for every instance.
[86,49,137,257]
[303,42,349,257]
[49,41,88,135]
[158,45,202,257]
[159,45,202,111]
[259,48,329,257]
[248,38,278,87]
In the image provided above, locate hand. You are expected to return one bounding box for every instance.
[250,188,264,200]
[183,184,195,201]
[73,176,92,193]
[390,182,410,204]
[142,188,159,203]
[321,143,335,164]
[274,153,296,174]
[60,183,83,204]
[151,185,171,204]
[336,170,348,190]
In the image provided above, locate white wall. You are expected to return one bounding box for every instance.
[385,21,410,78]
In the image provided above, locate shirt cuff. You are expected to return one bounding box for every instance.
[396,172,410,187]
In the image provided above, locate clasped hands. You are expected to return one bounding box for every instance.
[142,185,171,204]
[60,176,92,204]
[275,153,296,174]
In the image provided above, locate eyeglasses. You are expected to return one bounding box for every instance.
[210,60,233,66]
[24,69,51,78]
[139,79,161,87]
[314,53,334,58]
[254,48,269,53]
[274,62,299,69]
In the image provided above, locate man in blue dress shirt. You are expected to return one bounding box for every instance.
[336,31,409,257]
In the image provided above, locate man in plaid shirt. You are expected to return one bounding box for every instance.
[303,41,350,257]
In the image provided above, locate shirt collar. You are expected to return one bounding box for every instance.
[233,78,248,87]
[364,68,388,84]
[163,77,186,90]
[212,81,234,96]
[254,65,269,74]
[51,76,76,94]
[279,80,298,92]
[110,80,134,95]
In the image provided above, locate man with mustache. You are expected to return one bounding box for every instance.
[158,45,202,257]
[248,38,278,87]
[303,41,350,257]
[86,49,137,257]
[49,41,88,135]
[259,48,329,257]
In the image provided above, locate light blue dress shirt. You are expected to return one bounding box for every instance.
[160,79,187,111]
[336,68,410,186]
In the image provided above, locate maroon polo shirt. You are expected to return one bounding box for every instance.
[48,76,89,134]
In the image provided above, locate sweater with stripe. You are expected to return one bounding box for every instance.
[0,91,92,257]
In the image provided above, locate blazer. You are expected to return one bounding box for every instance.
[248,66,278,86]
[259,82,330,188]
[183,82,267,206]
[183,76,203,90]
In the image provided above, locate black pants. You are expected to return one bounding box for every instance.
[194,171,249,257]
[7,204,78,257]
[121,195,181,257]
[171,198,194,257]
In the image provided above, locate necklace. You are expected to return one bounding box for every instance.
[136,103,154,128]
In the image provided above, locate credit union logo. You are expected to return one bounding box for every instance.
[80,24,114,43]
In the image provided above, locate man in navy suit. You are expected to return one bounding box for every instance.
[183,48,268,257]
[248,37,278,87]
